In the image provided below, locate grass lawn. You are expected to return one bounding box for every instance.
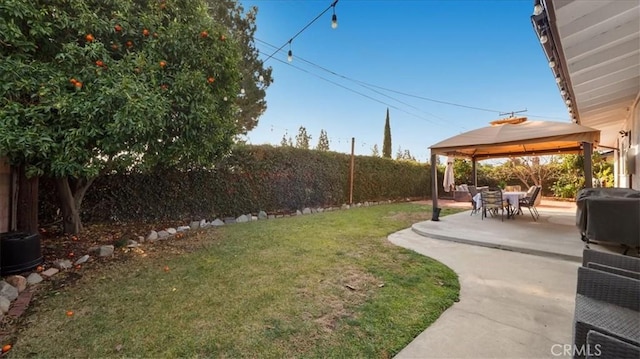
[13,203,461,358]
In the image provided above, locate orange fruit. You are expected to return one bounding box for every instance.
[111,43,119,50]
[75,264,82,270]
[36,265,43,272]
[220,35,226,41]
[200,31,208,38]
[207,77,215,84]
[69,78,77,84]
[160,84,168,90]
[74,81,83,89]
[95,60,104,67]
[114,24,122,32]
[85,34,94,42]
[2,344,11,353]
[143,29,149,37]
[66,310,74,317]
[159,61,166,68]
[126,41,133,48]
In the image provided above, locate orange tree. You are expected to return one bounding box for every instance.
[0,0,257,233]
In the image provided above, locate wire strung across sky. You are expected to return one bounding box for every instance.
[256,38,567,123]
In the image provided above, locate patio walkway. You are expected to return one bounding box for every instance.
[388,200,593,358]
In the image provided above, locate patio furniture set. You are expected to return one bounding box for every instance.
[467,185,541,221]
[573,248,640,359]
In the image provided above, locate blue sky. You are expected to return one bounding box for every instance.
[240,0,567,162]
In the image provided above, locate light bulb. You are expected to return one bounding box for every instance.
[287,49,293,62]
[565,99,571,105]
[533,3,543,16]
[331,14,338,29]
[560,88,567,96]
[555,75,561,83]
[549,58,556,68]
[258,74,264,82]
[540,33,548,44]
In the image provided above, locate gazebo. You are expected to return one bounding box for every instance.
[429,118,601,213]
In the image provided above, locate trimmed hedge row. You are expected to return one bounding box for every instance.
[39,145,431,223]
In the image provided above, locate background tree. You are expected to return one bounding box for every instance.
[295,126,311,149]
[207,0,272,135]
[0,0,259,233]
[280,133,290,147]
[316,129,330,151]
[382,108,392,158]
[371,144,380,157]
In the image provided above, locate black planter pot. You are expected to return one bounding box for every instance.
[1,232,43,275]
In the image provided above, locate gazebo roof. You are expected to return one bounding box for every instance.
[429,120,600,159]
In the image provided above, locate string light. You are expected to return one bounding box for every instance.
[263,0,339,63]
[331,2,338,29]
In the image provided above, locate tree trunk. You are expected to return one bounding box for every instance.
[55,176,95,234]
[16,165,39,234]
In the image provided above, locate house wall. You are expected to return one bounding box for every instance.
[620,95,640,190]
[631,97,640,190]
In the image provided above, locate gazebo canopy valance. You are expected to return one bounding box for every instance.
[430,120,601,160]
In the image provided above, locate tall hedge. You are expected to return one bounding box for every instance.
[39,145,431,224]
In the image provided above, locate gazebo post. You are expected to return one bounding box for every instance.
[471,157,477,186]
[430,152,440,221]
[583,142,593,188]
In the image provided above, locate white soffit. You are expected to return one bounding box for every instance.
[552,0,639,148]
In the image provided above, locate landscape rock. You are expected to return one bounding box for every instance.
[200,219,207,228]
[0,282,18,301]
[303,208,312,215]
[296,210,303,216]
[310,208,317,214]
[53,259,73,270]
[268,215,276,219]
[157,230,170,239]
[356,203,362,207]
[317,208,324,213]
[26,273,43,285]
[236,215,249,223]
[5,275,27,293]
[364,201,370,207]
[126,240,139,248]
[138,236,145,243]
[258,211,268,220]
[224,217,236,224]
[167,228,177,235]
[97,245,115,257]
[342,204,350,210]
[41,268,59,278]
[177,226,190,232]
[74,255,90,265]
[146,231,158,241]
[190,221,200,230]
[211,219,225,226]
[0,296,10,314]
[251,216,258,221]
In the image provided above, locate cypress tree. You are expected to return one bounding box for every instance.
[382,108,392,158]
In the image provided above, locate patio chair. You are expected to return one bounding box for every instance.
[518,185,541,221]
[573,266,640,359]
[468,185,480,215]
[481,189,505,221]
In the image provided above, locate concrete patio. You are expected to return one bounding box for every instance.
[389,199,621,358]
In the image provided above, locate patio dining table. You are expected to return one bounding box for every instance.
[473,191,528,219]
